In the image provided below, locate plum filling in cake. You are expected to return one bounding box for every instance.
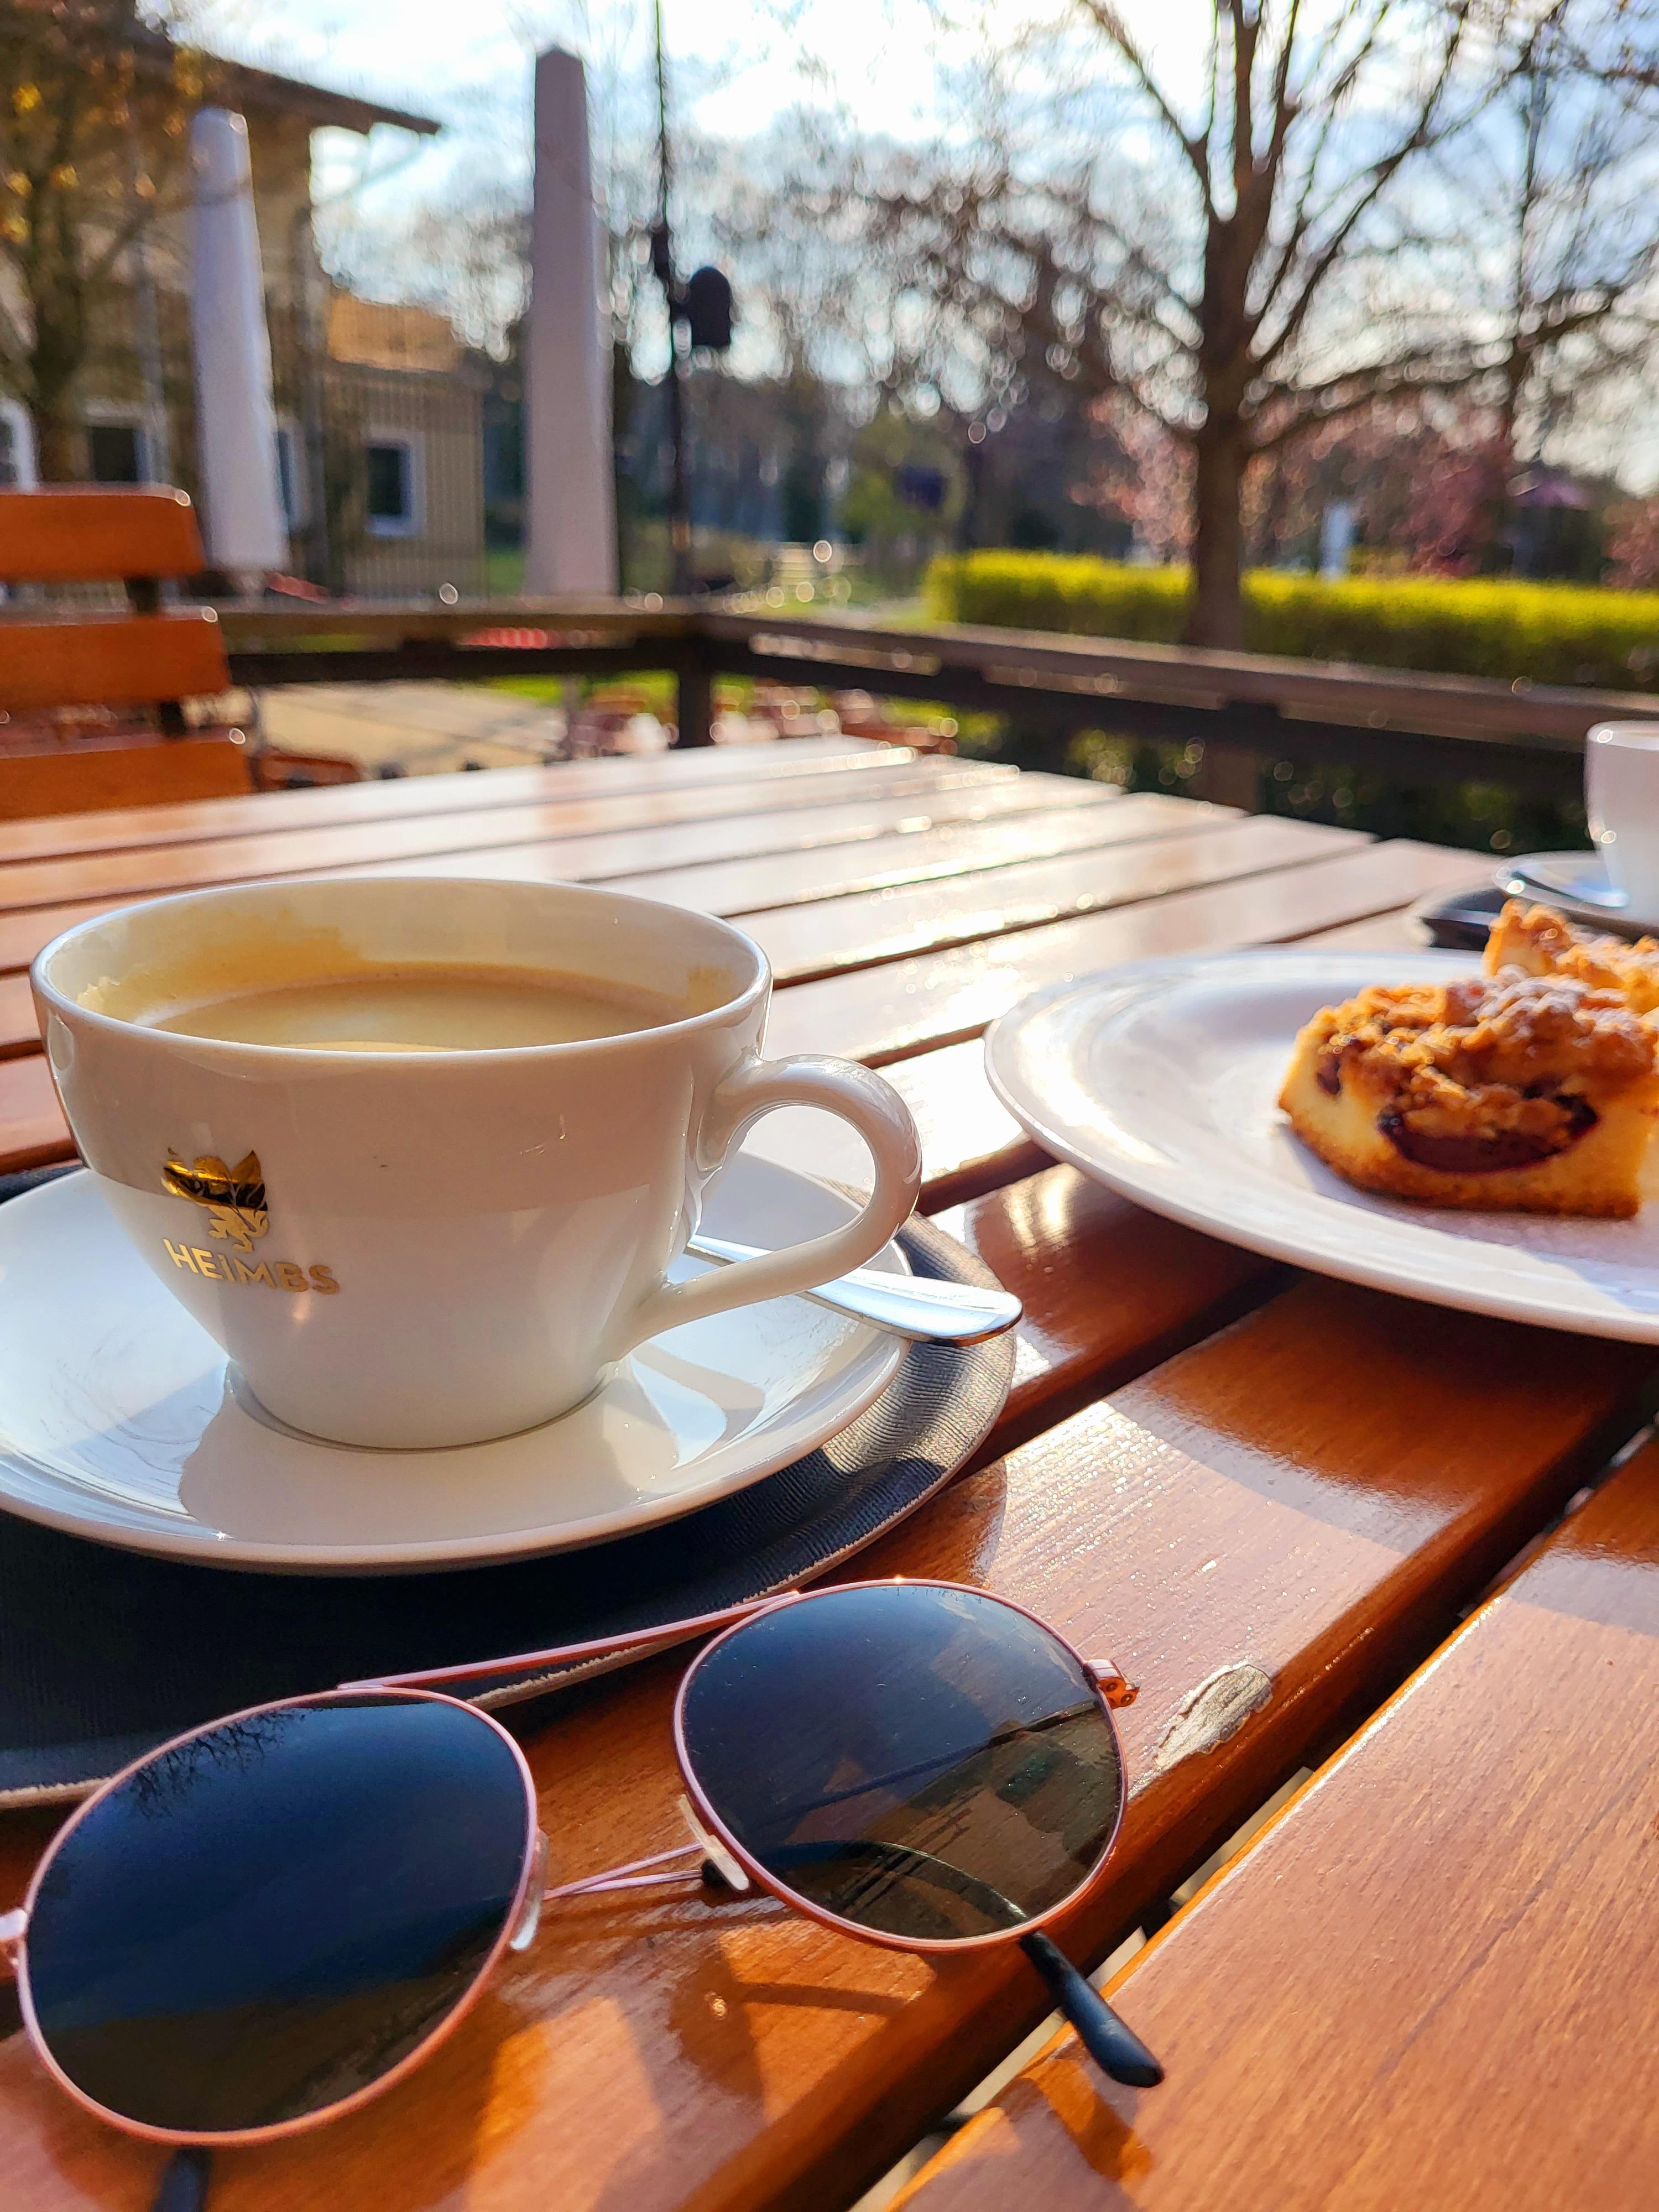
[1378,1092,1597,1174]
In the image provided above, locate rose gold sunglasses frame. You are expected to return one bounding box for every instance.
[0,1578,1137,2157]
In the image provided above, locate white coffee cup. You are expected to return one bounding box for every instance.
[33,876,922,1450]
[1587,721,1659,914]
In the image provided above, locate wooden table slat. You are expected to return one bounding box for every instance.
[1,1278,1644,2210]
[894,1437,1659,2212]
[738,1037,1051,1214]
[0,758,1011,916]
[0,734,904,863]
[932,1167,1280,1452]
[0,774,1109,982]
[765,840,1481,1068]
[0,976,35,1063]
[0,1053,71,1172]
[743,815,1361,985]
[604,790,1237,917]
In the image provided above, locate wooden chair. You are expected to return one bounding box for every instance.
[252,749,371,791]
[0,487,353,820]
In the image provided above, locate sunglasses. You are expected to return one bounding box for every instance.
[0,1579,1160,2209]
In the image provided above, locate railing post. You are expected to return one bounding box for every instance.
[676,658,714,747]
[1004,702,1078,776]
[1191,735,1264,811]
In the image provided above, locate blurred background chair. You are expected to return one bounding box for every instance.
[0,486,358,818]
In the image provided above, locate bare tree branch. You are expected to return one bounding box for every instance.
[1072,0,1216,212]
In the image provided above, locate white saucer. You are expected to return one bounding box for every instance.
[1496,851,1658,935]
[0,1157,909,1573]
[987,950,1659,1345]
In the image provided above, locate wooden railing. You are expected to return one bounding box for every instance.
[217,598,1659,804]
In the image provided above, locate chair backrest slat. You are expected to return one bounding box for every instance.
[0,487,204,586]
[0,487,228,718]
[0,612,228,714]
[0,735,252,821]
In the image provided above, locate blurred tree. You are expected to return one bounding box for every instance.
[1241,395,1505,572]
[857,0,1659,645]
[841,398,962,580]
[1605,491,1659,587]
[1077,401,1193,565]
[1457,0,1659,570]
[0,1,205,479]
[859,1,1498,645]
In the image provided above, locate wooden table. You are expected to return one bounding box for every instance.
[0,738,1641,2211]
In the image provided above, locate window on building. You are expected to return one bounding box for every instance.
[0,402,36,489]
[365,437,420,536]
[275,423,305,530]
[87,422,146,484]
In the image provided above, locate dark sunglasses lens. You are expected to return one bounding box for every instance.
[24,1694,530,2136]
[680,1584,1122,1942]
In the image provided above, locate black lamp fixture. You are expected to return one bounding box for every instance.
[651,2,736,596]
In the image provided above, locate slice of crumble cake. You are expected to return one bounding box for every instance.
[1279,967,1659,1217]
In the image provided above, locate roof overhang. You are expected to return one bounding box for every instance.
[213,58,441,138]
[119,25,441,138]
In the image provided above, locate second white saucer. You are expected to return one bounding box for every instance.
[1495,850,1659,934]
[0,1155,909,1574]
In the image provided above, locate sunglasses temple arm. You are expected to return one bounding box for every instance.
[337,1590,801,1695]
[348,1604,1138,1708]
[1020,1932,1164,2091]
[151,2147,212,2212]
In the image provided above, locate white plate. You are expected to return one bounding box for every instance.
[987,948,1659,1344]
[0,1154,907,1573]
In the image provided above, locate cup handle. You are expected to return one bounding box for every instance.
[614,1052,923,1352]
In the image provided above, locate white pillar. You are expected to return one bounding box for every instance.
[1319,500,1356,581]
[189,109,288,577]
[526,49,617,596]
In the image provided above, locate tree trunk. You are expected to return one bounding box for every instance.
[1186,417,1248,649]
[1479,349,1526,575]
[27,211,89,482]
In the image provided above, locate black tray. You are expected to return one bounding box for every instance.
[1411,877,1659,954]
[0,1205,1014,1804]
[1410,882,1505,951]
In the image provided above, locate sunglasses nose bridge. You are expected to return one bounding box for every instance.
[678,1794,751,1893]
[507,1835,550,1952]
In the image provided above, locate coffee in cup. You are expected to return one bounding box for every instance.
[147,966,685,1052]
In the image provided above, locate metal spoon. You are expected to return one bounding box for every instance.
[685,1233,1022,1344]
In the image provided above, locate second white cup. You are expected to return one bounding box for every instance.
[1587,721,1659,914]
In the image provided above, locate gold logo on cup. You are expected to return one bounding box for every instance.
[163,1150,269,1253]
[160,1149,339,1295]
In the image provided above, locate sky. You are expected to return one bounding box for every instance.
[205,0,955,214]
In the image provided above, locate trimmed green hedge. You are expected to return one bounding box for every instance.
[926,552,1659,691]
